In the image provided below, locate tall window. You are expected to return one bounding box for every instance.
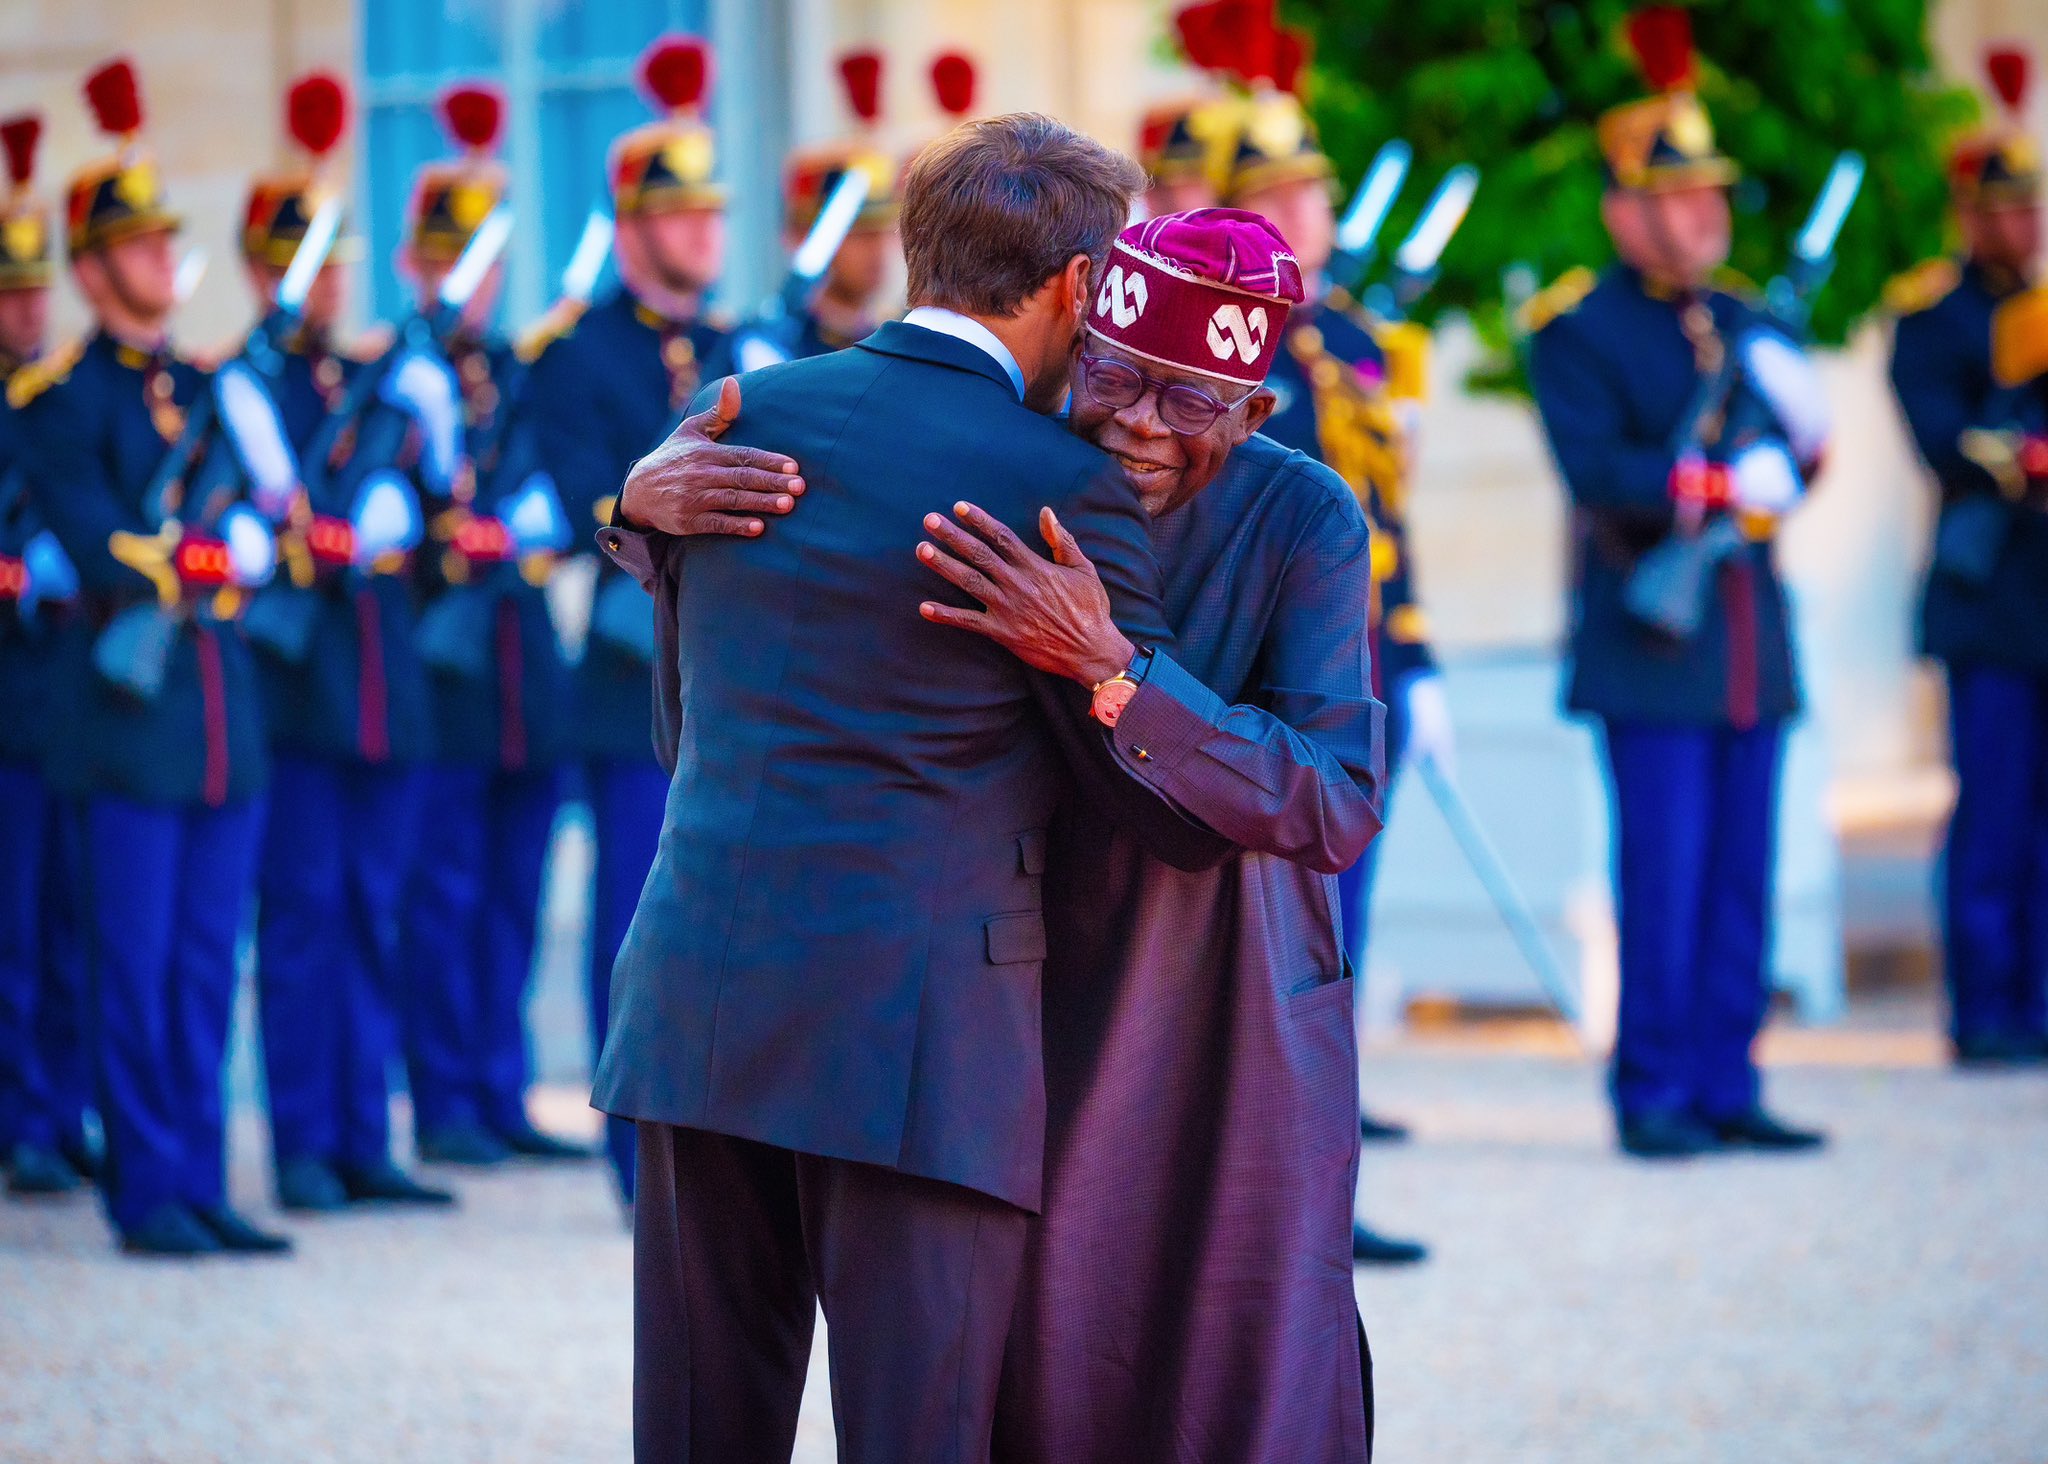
[358,0,709,326]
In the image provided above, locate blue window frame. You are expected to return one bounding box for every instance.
[357,0,709,327]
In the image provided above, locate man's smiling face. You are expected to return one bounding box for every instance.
[1067,337,1276,517]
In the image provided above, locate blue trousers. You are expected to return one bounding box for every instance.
[0,762,90,1154]
[401,764,561,1139]
[589,758,667,1202]
[1941,665,2048,1045]
[258,757,423,1173]
[84,794,263,1234]
[1600,720,1782,1125]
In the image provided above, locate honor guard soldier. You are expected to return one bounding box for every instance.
[241,75,451,1210]
[1145,1,1254,217]
[1888,47,2048,1067]
[1526,9,1830,1158]
[13,59,288,1254]
[521,34,733,1201]
[396,84,586,1167]
[737,49,901,371]
[0,111,95,1199]
[1195,9,1435,1265]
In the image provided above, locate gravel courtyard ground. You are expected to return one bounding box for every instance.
[2,989,2042,1464]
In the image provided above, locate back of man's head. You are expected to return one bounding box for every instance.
[901,113,1144,318]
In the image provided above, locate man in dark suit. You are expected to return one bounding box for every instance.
[593,114,1164,1462]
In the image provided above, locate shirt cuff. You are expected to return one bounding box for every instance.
[1110,649,1223,777]
[594,524,662,592]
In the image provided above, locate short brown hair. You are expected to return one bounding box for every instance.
[901,113,1145,317]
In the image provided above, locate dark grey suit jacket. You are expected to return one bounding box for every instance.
[592,322,1168,1211]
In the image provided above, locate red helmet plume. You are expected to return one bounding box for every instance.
[642,36,711,115]
[1,115,41,189]
[930,52,976,119]
[286,72,348,158]
[1986,46,2029,114]
[439,84,504,153]
[839,50,883,125]
[1626,7,1697,93]
[83,58,144,139]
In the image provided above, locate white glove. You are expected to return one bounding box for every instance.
[1740,329,1830,465]
[382,350,463,493]
[501,471,572,554]
[350,469,424,566]
[215,362,301,520]
[218,504,278,587]
[1729,441,1805,518]
[21,530,78,610]
[1401,671,1457,780]
[734,334,791,373]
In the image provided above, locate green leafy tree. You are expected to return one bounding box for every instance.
[1286,0,1978,386]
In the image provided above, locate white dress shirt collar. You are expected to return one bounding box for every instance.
[901,305,1027,401]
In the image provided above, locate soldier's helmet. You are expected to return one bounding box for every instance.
[243,73,361,269]
[1950,47,2041,209]
[611,36,723,217]
[784,51,901,237]
[1596,7,1738,194]
[0,114,51,290]
[66,58,183,258]
[409,82,507,262]
[1166,1,1329,206]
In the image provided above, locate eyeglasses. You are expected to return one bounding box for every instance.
[1078,353,1254,436]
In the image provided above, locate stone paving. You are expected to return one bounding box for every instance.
[2,989,2043,1463]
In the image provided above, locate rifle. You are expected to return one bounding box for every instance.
[93,213,340,696]
[1622,152,1864,640]
[1358,164,1479,324]
[1324,140,1411,297]
[727,168,872,370]
[249,206,513,666]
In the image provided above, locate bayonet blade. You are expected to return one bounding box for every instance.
[790,169,871,284]
[276,197,344,316]
[1393,165,1479,278]
[439,206,514,312]
[561,209,615,304]
[1794,151,1864,265]
[1335,140,1412,257]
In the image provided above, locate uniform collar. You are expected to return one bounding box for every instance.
[1964,254,2031,299]
[96,326,171,372]
[629,291,701,335]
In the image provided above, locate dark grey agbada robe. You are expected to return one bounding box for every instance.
[997,431,1387,1463]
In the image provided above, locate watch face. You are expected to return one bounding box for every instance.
[1091,677,1139,727]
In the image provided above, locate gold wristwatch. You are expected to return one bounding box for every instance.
[1089,657,1143,727]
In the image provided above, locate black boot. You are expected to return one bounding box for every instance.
[7,1143,83,1197]
[1352,1222,1428,1266]
[1618,1110,1718,1160]
[193,1205,295,1256]
[277,1158,350,1213]
[1358,1109,1411,1144]
[496,1123,596,1162]
[120,1204,222,1257]
[338,1163,457,1206]
[417,1123,511,1167]
[1704,1107,1826,1152]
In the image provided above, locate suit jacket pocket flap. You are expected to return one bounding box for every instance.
[985,913,1047,965]
[1016,829,1048,876]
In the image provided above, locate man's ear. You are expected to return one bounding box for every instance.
[1237,386,1279,442]
[1064,253,1094,321]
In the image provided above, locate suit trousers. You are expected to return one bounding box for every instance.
[633,1121,1028,1464]
[258,756,423,1173]
[83,793,263,1235]
[1941,664,2048,1045]
[0,761,89,1154]
[1600,720,1782,1124]
[588,757,668,1202]
[401,763,562,1139]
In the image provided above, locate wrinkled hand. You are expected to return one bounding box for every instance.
[916,502,1135,686]
[619,376,805,538]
